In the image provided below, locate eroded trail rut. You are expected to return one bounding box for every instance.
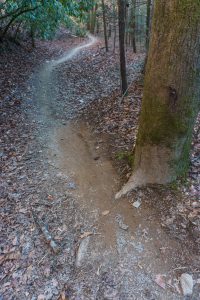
[31,36,185,299]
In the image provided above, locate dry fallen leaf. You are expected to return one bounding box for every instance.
[19,208,27,214]
[60,291,67,300]
[37,294,45,300]
[47,194,54,200]
[102,210,110,216]
[154,274,166,289]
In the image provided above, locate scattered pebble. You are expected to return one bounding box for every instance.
[180,273,193,296]
[66,182,76,189]
[115,215,129,231]
[132,200,141,208]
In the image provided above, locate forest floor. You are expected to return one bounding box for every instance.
[0,31,200,300]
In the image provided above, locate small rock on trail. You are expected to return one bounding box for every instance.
[180,273,194,296]
[75,236,90,267]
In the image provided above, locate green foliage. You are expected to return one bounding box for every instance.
[75,25,87,37]
[116,151,134,168]
[0,0,95,39]
[168,180,179,191]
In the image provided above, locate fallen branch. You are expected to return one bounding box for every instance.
[31,209,61,254]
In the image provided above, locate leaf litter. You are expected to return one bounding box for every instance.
[0,29,200,299]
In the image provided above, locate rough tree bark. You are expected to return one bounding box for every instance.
[118,0,128,95]
[116,0,200,198]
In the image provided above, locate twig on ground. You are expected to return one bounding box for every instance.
[37,253,49,266]
[31,209,61,254]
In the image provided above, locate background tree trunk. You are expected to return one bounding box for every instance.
[13,21,22,41]
[87,11,91,31]
[146,0,151,51]
[30,25,35,48]
[143,0,152,72]
[101,0,108,52]
[130,0,136,53]
[90,4,98,34]
[112,0,117,52]
[108,23,112,39]
[116,0,200,198]
[118,0,128,95]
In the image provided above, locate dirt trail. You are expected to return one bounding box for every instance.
[30,36,194,299]
[35,34,97,122]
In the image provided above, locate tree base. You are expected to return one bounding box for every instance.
[115,145,174,199]
[115,170,146,199]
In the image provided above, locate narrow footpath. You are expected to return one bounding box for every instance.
[1,34,199,300]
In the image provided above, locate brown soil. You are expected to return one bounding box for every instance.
[1,32,199,300]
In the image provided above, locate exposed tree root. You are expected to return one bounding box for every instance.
[115,170,145,199]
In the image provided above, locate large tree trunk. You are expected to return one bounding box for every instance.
[118,0,128,95]
[116,0,200,198]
